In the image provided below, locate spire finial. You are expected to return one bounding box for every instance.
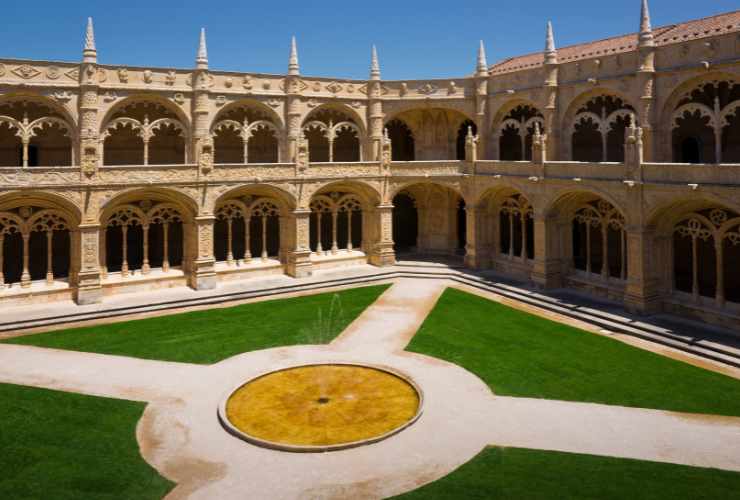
[83,17,97,63]
[370,45,381,80]
[476,40,488,77]
[545,21,558,64]
[288,36,300,76]
[196,28,208,69]
[639,0,654,47]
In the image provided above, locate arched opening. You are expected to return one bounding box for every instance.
[672,110,714,164]
[212,104,280,164]
[0,206,73,289]
[672,208,740,307]
[670,80,740,164]
[0,99,74,167]
[497,194,534,260]
[495,105,544,161]
[571,200,627,280]
[102,201,185,277]
[386,119,415,161]
[214,197,281,265]
[309,193,364,255]
[303,108,361,163]
[387,108,473,160]
[572,117,602,162]
[102,101,187,166]
[456,120,477,161]
[456,198,467,252]
[392,183,463,257]
[570,95,634,162]
[392,192,418,253]
[0,121,21,166]
[680,137,703,164]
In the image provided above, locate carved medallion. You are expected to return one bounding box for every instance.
[46,66,61,80]
[326,81,343,94]
[13,64,40,79]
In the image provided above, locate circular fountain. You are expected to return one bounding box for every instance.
[218,364,423,452]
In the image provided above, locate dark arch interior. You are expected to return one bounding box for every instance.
[392,193,418,252]
[387,119,415,161]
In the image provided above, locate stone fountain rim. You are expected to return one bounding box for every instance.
[217,362,425,453]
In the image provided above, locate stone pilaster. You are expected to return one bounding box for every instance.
[192,29,211,170]
[368,46,384,161]
[474,41,489,160]
[637,0,656,161]
[368,83,384,161]
[189,215,217,290]
[285,209,313,278]
[543,22,559,161]
[285,37,302,162]
[624,225,662,314]
[74,223,103,305]
[79,19,100,176]
[464,205,482,268]
[368,204,395,266]
[531,213,563,288]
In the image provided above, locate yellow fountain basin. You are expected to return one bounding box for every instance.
[219,364,423,452]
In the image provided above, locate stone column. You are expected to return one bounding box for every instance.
[624,225,661,314]
[368,204,395,266]
[531,212,563,289]
[285,81,302,162]
[464,205,483,268]
[637,2,656,162]
[188,215,217,290]
[74,223,103,305]
[285,209,313,278]
[367,83,384,161]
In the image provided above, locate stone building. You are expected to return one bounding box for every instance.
[0,2,739,330]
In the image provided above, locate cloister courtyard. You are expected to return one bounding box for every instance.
[1,262,740,499]
[3,1,740,497]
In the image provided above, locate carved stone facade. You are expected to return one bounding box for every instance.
[1,8,740,329]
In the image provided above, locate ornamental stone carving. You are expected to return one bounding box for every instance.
[13,64,40,79]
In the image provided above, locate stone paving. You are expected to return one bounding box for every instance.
[1,279,740,499]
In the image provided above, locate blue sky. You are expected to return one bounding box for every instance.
[1,0,737,80]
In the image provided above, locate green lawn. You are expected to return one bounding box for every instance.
[393,446,740,500]
[406,288,740,416]
[0,383,173,500]
[3,285,389,364]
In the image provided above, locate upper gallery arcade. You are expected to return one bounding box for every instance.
[1,1,740,331]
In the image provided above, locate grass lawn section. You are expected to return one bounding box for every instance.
[3,285,389,364]
[393,446,740,500]
[406,288,740,416]
[0,383,173,500]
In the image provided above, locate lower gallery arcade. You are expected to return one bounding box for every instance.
[1,181,739,330]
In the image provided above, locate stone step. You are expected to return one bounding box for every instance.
[1,267,737,369]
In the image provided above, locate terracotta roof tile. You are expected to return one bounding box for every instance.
[489,10,740,75]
